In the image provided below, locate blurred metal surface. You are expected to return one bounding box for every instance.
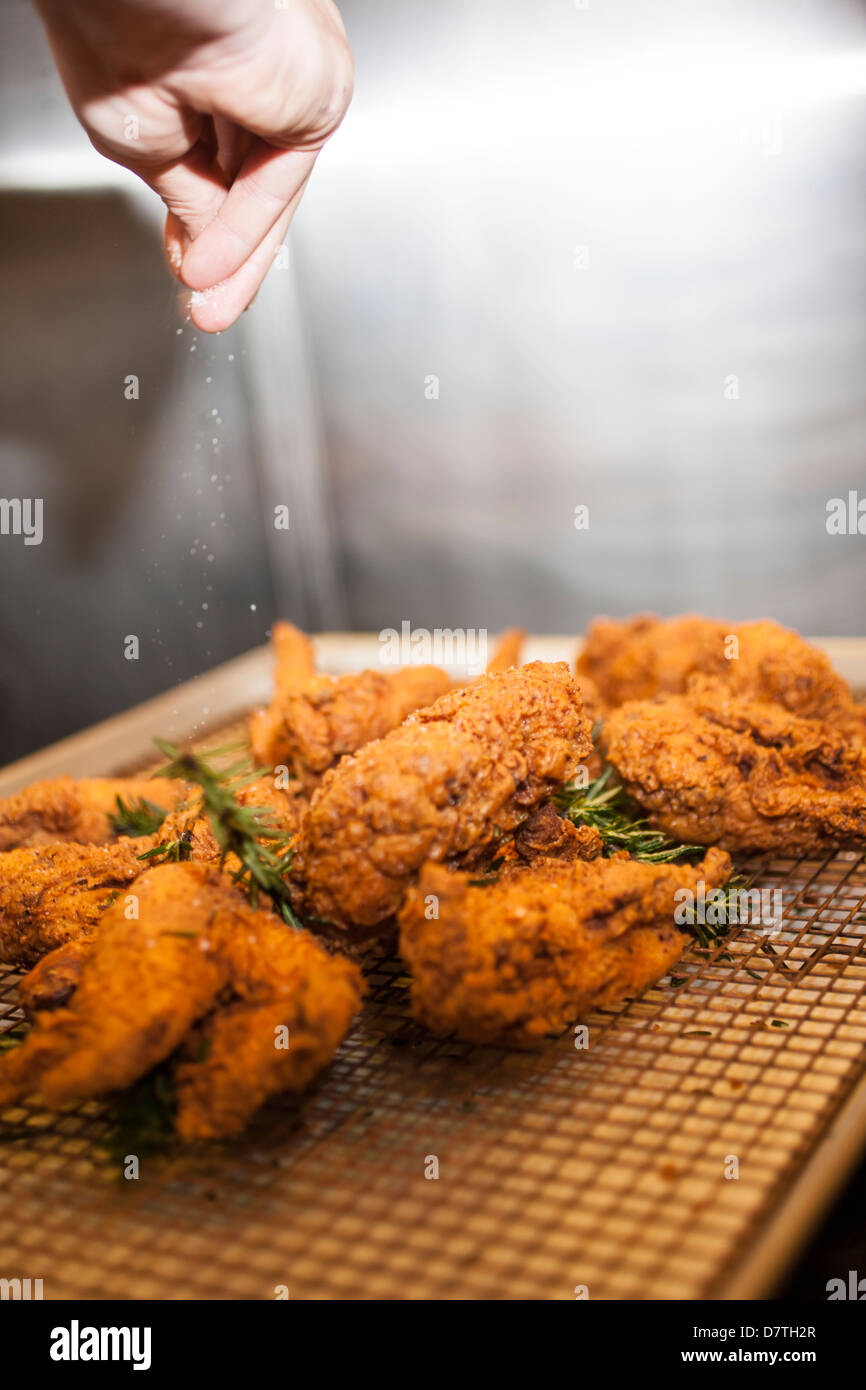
[1,0,866,762]
[296,0,866,632]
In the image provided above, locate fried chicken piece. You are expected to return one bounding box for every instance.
[0,863,362,1135]
[578,614,866,742]
[173,912,362,1139]
[485,628,525,673]
[578,614,728,706]
[0,776,189,851]
[271,621,317,694]
[514,802,603,863]
[0,837,150,968]
[602,678,866,854]
[249,624,529,785]
[0,863,229,1109]
[296,662,593,934]
[17,939,95,1015]
[399,849,731,1046]
[0,777,303,970]
[248,622,317,766]
[252,664,453,789]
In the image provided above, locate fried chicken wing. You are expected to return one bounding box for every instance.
[0,776,189,851]
[17,939,95,1015]
[248,622,317,764]
[248,623,532,785]
[0,863,362,1135]
[251,664,453,789]
[602,679,866,853]
[270,621,317,694]
[173,912,362,1139]
[485,628,525,673]
[399,849,731,1046]
[0,863,230,1109]
[296,662,593,934]
[578,614,866,742]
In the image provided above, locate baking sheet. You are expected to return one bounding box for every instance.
[1,635,865,1300]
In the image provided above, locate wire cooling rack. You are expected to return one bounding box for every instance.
[1,656,866,1299]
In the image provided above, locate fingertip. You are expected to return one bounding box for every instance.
[186,283,240,335]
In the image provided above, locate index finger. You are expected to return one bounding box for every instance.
[180,142,319,291]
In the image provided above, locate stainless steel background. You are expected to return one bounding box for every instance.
[1,0,866,760]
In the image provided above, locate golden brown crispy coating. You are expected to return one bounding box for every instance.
[173,913,362,1139]
[272,621,317,692]
[0,863,231,1109]
[399,850,731,1046]
[249,623,530,783]
[0,776,188,851]
[578,614,728,707]
[485,628,525,673]
[0,777,303,970]
[248,621,317,764]
[602,679,866,854]
[252,665,452,788]
[296,662,593,933]
[17,939,95,1015]
[0,863,362,1135]
[578,615,866,741]
[0,837,150,968]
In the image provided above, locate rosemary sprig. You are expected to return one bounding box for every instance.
[101,1064,177,1165]
[138,829,194,865]
[151,740,302,929]
[554,767,703,864]
[675,874,751,949]
[109,795,168,838]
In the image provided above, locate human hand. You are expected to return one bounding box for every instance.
[34,0,353,331]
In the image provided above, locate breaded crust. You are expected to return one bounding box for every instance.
[399,849,731,1046]
[0,777,188,851]
[251,665,452,787]
[0,863,363,1138]
[602,679,866,853]
[296,662,593,932]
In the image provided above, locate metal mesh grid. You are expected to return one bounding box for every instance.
[2,728,866,1299]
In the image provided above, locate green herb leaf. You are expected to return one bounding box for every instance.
[554,768,703,864]
[109,795,168,838]
[151,741,302,929]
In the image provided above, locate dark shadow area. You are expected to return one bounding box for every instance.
[0,190,276,763]
[776,1151,866,1300]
